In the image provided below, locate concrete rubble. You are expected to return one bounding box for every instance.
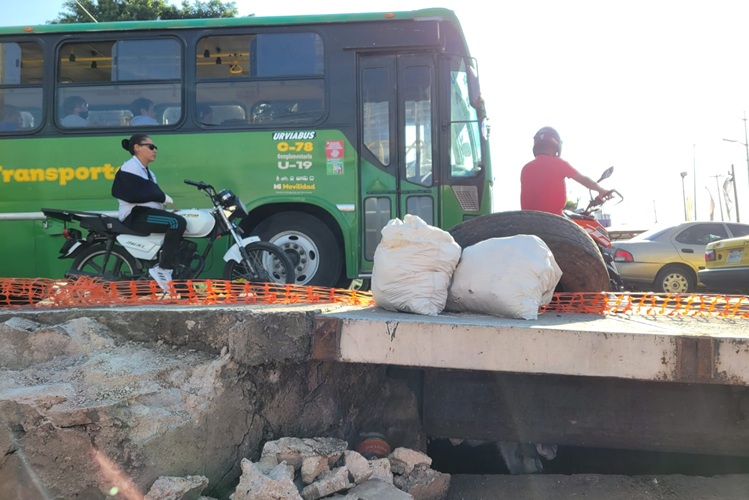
[192,436,449,500]
[138,437,451,499]
[0,309,430,499]
[144,475,209,499]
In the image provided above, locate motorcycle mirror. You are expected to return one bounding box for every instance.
[597,166,614,183]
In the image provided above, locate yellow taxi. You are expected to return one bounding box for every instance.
[698,236,749,294]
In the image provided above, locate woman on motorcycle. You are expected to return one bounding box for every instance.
[111,133,185,292]
[520,127,610,216]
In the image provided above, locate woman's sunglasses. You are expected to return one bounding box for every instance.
[138,143,158,151]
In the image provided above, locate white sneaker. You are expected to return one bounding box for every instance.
[148,265,173,293]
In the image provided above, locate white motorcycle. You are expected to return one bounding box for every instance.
[42,179,295,284]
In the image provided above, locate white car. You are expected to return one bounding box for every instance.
[612,221,749,293]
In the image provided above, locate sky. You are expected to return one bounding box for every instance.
[7,0,749,228]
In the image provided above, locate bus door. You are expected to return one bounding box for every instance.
[359,54,437,268]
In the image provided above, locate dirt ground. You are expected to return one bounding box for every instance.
[447,474,749,499]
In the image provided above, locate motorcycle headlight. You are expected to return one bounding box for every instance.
[218,189,248,218]
[218,189,237,209]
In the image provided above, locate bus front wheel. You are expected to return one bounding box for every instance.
[253,212,342,287]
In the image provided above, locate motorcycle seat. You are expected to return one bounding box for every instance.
[79,215,149,236]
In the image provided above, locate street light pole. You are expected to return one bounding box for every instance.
[710,174,725,221]
[692,144,697,220]
[731,164,740,222]
[744,111,749,195]
[680,171,688,221]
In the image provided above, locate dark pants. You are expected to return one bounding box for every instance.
[123,206,186,269]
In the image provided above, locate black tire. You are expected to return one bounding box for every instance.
[223,241,295,284]
[448,211,609,292]
[253,212,341,287]
[70,243,140,280]
[654,264,695,294]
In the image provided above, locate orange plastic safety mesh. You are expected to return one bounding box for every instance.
[543,291,749,318]
[0,278,374,308]
[1,278,749,317]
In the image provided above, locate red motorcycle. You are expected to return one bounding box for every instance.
[564,167,624,291]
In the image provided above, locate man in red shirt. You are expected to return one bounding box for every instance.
[520,127,609,216]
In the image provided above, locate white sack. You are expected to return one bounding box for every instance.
[446,235,562,320]
[371,214,462,315]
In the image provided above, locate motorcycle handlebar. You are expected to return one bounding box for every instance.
[597,189,623,204]
[184,179,211,191]
[586,189,623,212]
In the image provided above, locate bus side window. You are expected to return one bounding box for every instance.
[196,33,325,129]
[0,41,44,133]
[57,39,182,129]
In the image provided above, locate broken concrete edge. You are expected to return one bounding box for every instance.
[0,303,365,367]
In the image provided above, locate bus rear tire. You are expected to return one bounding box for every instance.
[448,210,609,292]
[253,211,342,287]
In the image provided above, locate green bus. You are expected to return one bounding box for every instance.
[0,8,491,287]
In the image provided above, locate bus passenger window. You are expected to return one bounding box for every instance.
[57,39,182,129]
[112,40,180,81]
[196,33,325,129]
[250,33,324,77]
[0,41,44,133]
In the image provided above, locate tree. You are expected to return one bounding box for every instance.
[52,0,238,23]
[161,0,239,19]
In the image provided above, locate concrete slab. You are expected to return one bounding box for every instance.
[313,307,749,385]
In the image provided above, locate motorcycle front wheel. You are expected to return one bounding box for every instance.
[223,241,295,285]
[69,243,140,280]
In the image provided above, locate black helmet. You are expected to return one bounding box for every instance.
[533,126,562,157]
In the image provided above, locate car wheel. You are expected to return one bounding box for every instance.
[654,264,696,294]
